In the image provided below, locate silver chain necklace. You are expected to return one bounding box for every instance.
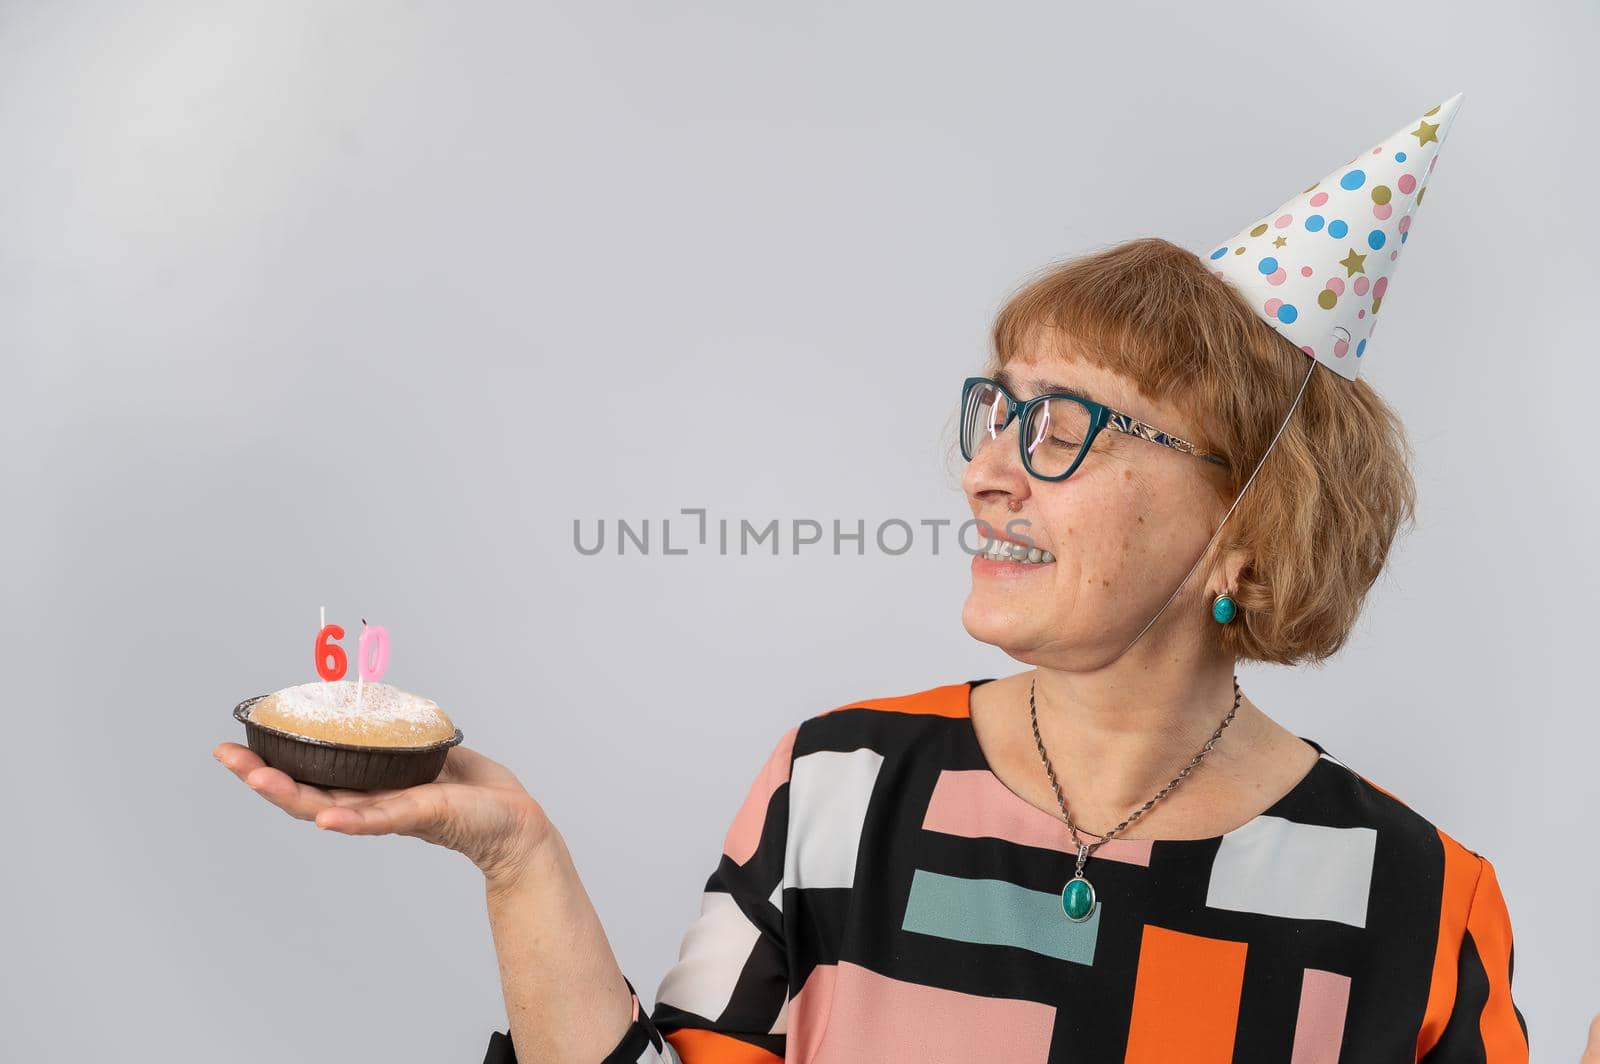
[1029,672,1241,922]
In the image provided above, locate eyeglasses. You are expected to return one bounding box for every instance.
[959,376,1230,482]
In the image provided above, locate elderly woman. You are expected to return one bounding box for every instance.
[217,99,1572,1061]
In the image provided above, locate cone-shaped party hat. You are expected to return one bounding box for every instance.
[1204,92,1464,380]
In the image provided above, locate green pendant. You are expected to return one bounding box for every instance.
[1062,875,1096,921]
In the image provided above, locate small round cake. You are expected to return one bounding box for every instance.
[252,680,455,748]
[235,680,463,790]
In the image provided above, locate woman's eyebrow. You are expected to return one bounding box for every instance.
[995,368,1108,407]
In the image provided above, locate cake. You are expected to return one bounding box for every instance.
[251,680,456,748]
[234,680,463,790]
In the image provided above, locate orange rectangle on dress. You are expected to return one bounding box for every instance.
[1123,923,1248,1064]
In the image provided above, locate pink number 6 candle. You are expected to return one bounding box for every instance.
[357,623,390,682]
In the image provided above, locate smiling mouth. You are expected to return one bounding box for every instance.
[977,531,1055,565]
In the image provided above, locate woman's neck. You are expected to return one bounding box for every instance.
[1032,656,1242,807]
[970,660,1312,840]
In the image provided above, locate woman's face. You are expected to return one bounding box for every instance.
[961,342,1237,670]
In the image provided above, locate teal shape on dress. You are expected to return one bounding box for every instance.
[901,868,1099,965]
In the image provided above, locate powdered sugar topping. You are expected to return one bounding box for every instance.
[267,680,447,726]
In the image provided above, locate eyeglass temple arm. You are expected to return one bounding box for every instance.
[1106,409,1231,468]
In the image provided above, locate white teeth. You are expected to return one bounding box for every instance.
[979,535,1054,564]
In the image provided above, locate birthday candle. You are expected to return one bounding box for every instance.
[358,622,391,682]
[353,618,388,711]
[315,611,347,683]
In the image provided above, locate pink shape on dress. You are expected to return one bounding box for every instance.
[793,960,1056,1063]
[1290,968,1351,1064]
[722,725,799,865]
[923,769,1154,866]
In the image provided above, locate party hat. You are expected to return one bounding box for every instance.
[1203,92,1464,381]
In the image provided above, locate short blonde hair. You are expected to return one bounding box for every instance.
[985,236,1417,666]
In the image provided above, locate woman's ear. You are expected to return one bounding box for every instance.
[1209,546,1252,597]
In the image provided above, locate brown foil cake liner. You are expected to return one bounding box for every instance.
[234,694,464,790]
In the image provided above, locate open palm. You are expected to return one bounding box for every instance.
[213,740,551,885]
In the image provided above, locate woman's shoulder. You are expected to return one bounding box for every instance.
[1306,743,1525,1053]
[756,681,972,893]
[785,678,975,759]
[763,679,974,815]
[1293,738,1500,915]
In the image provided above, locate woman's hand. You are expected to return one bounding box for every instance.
[212,741,552,892]
[1582,1011,1600,1063]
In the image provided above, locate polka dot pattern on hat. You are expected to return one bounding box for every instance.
[1202,93,1463,381]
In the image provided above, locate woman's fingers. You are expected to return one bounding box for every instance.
[215,744,300,804]
[217,743,415,817]
[1581,1011,1600,1064]
[215,745,336,821]
[216,739,512,798]
[242,764,337,820]
[213,740,535,867]
[324,786,409,807]
[213,742,263,777]
[315,787,445,837]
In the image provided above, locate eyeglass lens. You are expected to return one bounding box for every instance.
[961,381,1092,479]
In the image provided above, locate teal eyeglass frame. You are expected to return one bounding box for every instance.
[960,375,1231,482]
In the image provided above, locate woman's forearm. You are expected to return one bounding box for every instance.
[483,826,635,1063]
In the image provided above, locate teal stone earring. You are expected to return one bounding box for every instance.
[1212,592,1237,624]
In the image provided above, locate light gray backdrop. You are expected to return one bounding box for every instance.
[3,1,1594,1060]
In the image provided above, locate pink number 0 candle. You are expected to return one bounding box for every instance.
[357,623,390,682]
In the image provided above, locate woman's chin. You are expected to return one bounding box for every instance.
[961,595,1043,652]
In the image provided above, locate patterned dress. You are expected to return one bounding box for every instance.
[483,680,1529,1063]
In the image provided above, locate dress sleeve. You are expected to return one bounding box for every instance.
[1418,854,1530,1062]
[480,975,657,1064]
[482,725,798,1064]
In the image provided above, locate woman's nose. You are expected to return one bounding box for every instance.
[962,423,1031,508]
